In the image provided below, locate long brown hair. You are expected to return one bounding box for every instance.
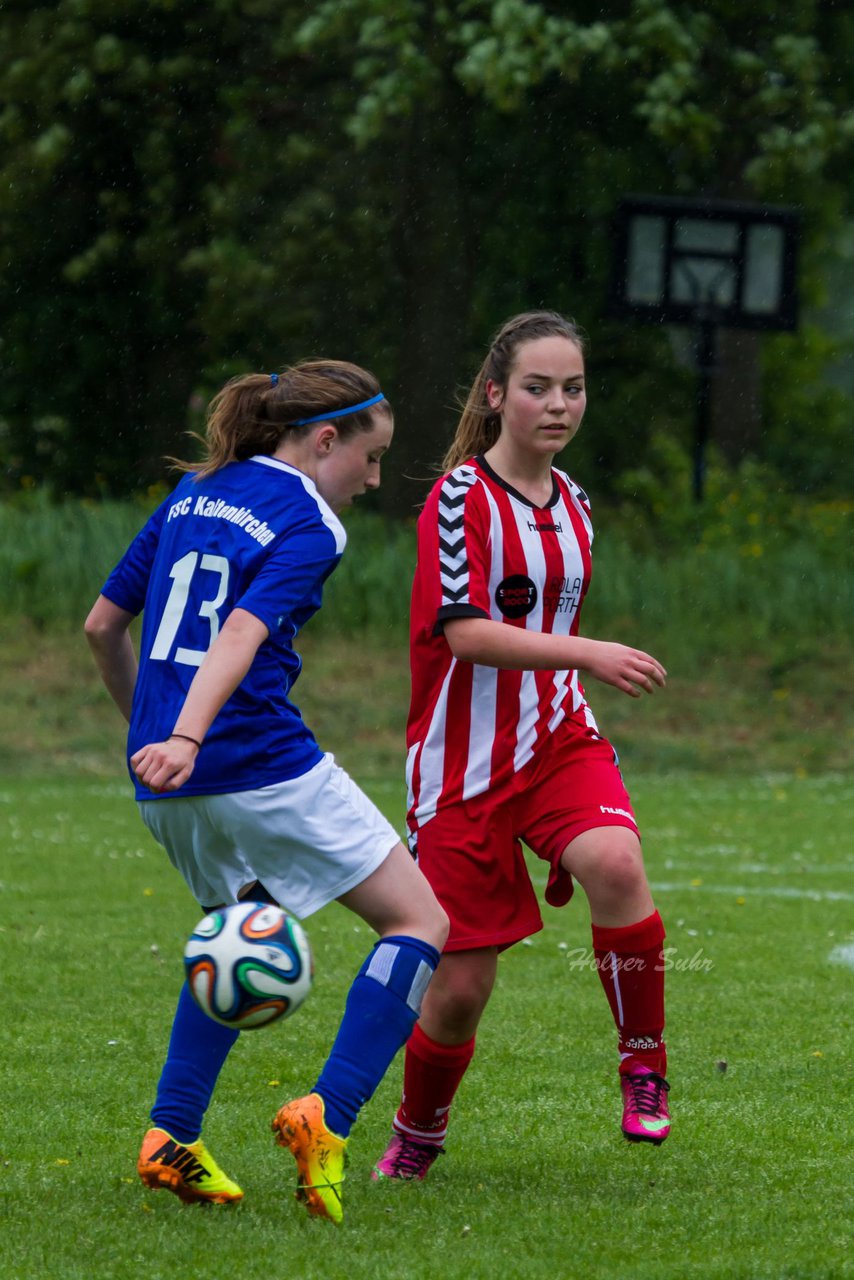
[442,311,586,472]
[175,360,390,479]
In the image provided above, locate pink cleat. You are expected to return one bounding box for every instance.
[371,1132,443,1183]
[621,1066,671,1145]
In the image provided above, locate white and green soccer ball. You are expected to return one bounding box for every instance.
[184,901,313,1029]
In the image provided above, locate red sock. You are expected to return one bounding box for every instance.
[392,1022,476,1147]
[592,910,667,1076]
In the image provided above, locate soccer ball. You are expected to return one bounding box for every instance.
[184,901,313,1029]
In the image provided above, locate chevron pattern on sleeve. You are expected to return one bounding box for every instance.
[437,466,477,606]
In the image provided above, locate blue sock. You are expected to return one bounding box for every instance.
[314,935,440,1138]
[150,983,240,1144]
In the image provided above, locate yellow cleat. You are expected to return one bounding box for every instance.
[137,1127,244,1205]
[272,1093,347,1225]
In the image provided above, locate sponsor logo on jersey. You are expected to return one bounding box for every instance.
[544,573,582,614]
[495,574,538,619]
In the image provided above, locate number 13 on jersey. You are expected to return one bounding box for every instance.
[149,551,230,667]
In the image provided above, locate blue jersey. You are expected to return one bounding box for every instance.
[101,455,346,800]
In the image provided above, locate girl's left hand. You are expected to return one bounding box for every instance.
[580,639,667,697]
[130,738,199,793]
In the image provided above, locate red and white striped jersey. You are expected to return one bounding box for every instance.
[406,454,599,834]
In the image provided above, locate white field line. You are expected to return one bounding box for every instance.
[651,882,854,903]
[828,944,854,969]
[705,862,852,875]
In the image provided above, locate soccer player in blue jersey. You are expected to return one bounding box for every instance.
[84,360,448,1224]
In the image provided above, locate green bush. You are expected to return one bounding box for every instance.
[0,489,160,629]
[0,490,849,662]
[610,431,851,564]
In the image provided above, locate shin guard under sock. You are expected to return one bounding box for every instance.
[314,935,440,1138]
[150,983,240,1143]
[592,910,667,1075]
[393,1021,476,1147]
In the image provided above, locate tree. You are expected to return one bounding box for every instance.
[2,0,852,507]
[294,0,854,508]
[0,0,277,492]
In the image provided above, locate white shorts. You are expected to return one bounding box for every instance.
[138,753,400,918]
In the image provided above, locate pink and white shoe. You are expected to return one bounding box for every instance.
[620,1066,671,1144]
[371,1132,443,1182]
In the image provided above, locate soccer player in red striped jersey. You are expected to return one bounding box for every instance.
[373,311,671,1183]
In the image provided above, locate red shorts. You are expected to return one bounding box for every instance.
[411,720,638,952]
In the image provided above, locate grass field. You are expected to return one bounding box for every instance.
[1,769,851,1280]
[1,495,851,1277]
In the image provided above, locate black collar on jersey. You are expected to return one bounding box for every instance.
[474,454,561,510]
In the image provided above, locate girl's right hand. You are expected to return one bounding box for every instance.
[581,640,667,697]
[130,737,199,793]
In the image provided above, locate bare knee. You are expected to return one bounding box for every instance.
[421,950,497,1042]
[338,843,449,949]
[389,885,449,952]
[422,901,450,953]
[561,829,652,922]
[431,979,488,1028]
[594,843,648,902]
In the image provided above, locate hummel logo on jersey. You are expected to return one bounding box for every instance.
[600,804,635,822]
[527,520,563,533]
[149,1137,208,1185]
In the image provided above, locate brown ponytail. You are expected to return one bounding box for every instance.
[174,360,390,479]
